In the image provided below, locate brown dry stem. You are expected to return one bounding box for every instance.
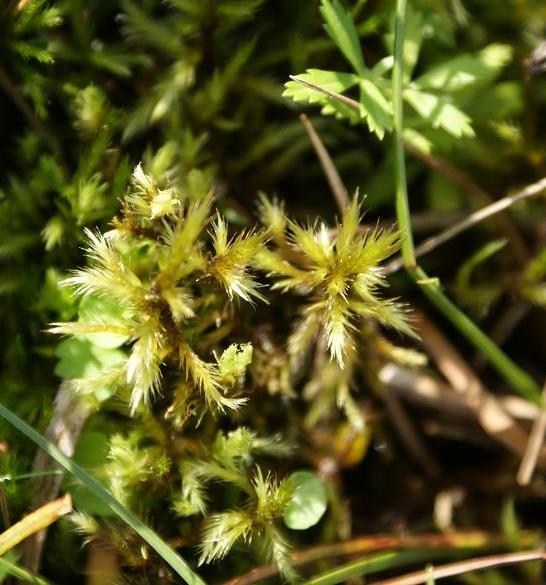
[371,549,545,585]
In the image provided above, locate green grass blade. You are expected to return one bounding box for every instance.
[302,549,455,585]
[0,402,207,585]
[0,555,54,585]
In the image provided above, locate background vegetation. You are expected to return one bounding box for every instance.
[1,0,546,583]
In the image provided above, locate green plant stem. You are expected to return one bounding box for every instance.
[392,0,415,269]
[0,402,207,585]
[390,0,541,404]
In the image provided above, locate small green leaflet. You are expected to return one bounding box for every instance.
[359,79,392,139]
[414,44,512,92]
[283,470,327,530]
[283,69,359,104]
[320,99,362,125]
[320,0,366,76]
[404,88,474,138]
[283,70,391,138]
[283,69,362,126]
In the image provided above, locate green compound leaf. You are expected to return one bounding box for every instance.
[283,470,327,530]
[320,0,366,76]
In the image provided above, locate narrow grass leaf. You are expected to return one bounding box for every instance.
[303,549,455,585]
[0,555,54,585]
[0,402,207,585]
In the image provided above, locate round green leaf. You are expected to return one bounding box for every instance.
[282,470,327,530]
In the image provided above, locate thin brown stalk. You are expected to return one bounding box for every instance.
[517,381,546,485]
[385,176,546,274]
[86,541,121,585]
[370,549,545,585]
[414,312,545,464]
[219,531,525,585]
[299,113,348,213]
[380,362,540,422]
[0,444,10,531]
[404,144,491,203]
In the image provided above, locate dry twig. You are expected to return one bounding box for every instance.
[415,312,545,464]
[517,381,546,485]
[473,301,531,371]
[370,549,545,585]
[380,363,541,422]
[0,494,72,556]
[299,113,349,213]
